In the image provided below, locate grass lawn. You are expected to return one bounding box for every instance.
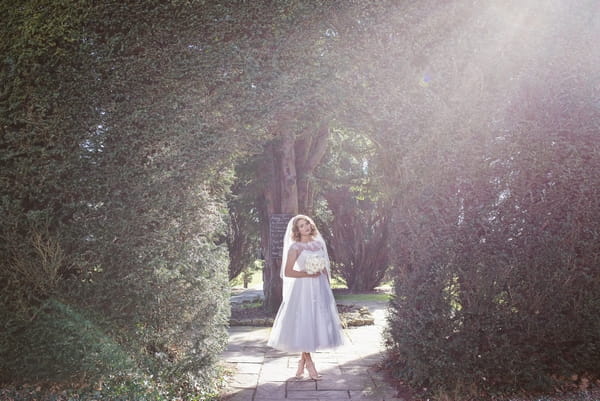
[230,268,394,302]
[231,271,393,302]
[230,269,263,289]
[333,292,392,303]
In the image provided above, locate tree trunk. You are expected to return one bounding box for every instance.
[295,122,329,215]
[261,144,281,313]
[280,135,299,213]
[262,135,299,312]
[261,123,330,312]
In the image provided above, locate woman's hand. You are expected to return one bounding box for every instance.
[284,250,322,278]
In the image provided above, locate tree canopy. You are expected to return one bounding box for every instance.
[2,0,599,399]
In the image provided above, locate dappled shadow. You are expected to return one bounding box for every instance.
[219,297,410,401]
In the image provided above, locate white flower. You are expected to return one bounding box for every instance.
[305,254,326,274]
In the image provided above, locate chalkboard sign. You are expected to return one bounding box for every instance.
[270,214,294,261]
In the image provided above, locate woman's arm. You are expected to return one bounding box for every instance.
[284,248,322,278]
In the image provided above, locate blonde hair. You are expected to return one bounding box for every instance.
[291,215,318,242]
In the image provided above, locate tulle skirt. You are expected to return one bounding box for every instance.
[267,274,344,352]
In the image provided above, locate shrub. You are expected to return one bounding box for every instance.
[384,1,600,397]
[0,298,133,382]
[1,1,235,397]
[387,85,600,399]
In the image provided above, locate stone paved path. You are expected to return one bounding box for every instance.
[220,297,403,401]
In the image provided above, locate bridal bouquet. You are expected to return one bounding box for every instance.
[305,254,327,274]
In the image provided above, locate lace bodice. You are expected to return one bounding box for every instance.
[291,240,323,253]
[291,241,326,272]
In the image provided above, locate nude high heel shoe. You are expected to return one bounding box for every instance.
[295,357,306,379]
[305,360,322,380]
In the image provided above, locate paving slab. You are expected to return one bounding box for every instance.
[230,362,263,374]
[255,382,286,400]
[349,390,382,401]
[229,373,260,389]
[287,390,350,400]
[258,370,296,383]
[223,351,266,364]
[222,388,255,401]
[287,380,318,391]
[220,293,394,401]
[316,374,372,391]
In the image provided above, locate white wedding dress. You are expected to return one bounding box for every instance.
[267,240,344,352]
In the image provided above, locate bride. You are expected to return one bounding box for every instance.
[267,214,344,380]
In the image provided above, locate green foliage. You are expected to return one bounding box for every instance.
[388,134,600,395]
[317,128,392,291]
[227,161,262,280]
[0,0,89,122]
[3,0,599,399]
[383,1,600,397]
[0,373,223,401]
[1,0,237,397]
[0,298,133,382]
[334,293,391,303]
[0,216,64,320]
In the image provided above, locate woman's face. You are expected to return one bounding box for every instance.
[296,218,312,237]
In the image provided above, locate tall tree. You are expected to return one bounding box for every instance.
[260,120,331,311]
[227,161,261,280]
[316,128,392,292]
[0,0,265,393]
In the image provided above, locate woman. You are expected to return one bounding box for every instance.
[267,215,344,380]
